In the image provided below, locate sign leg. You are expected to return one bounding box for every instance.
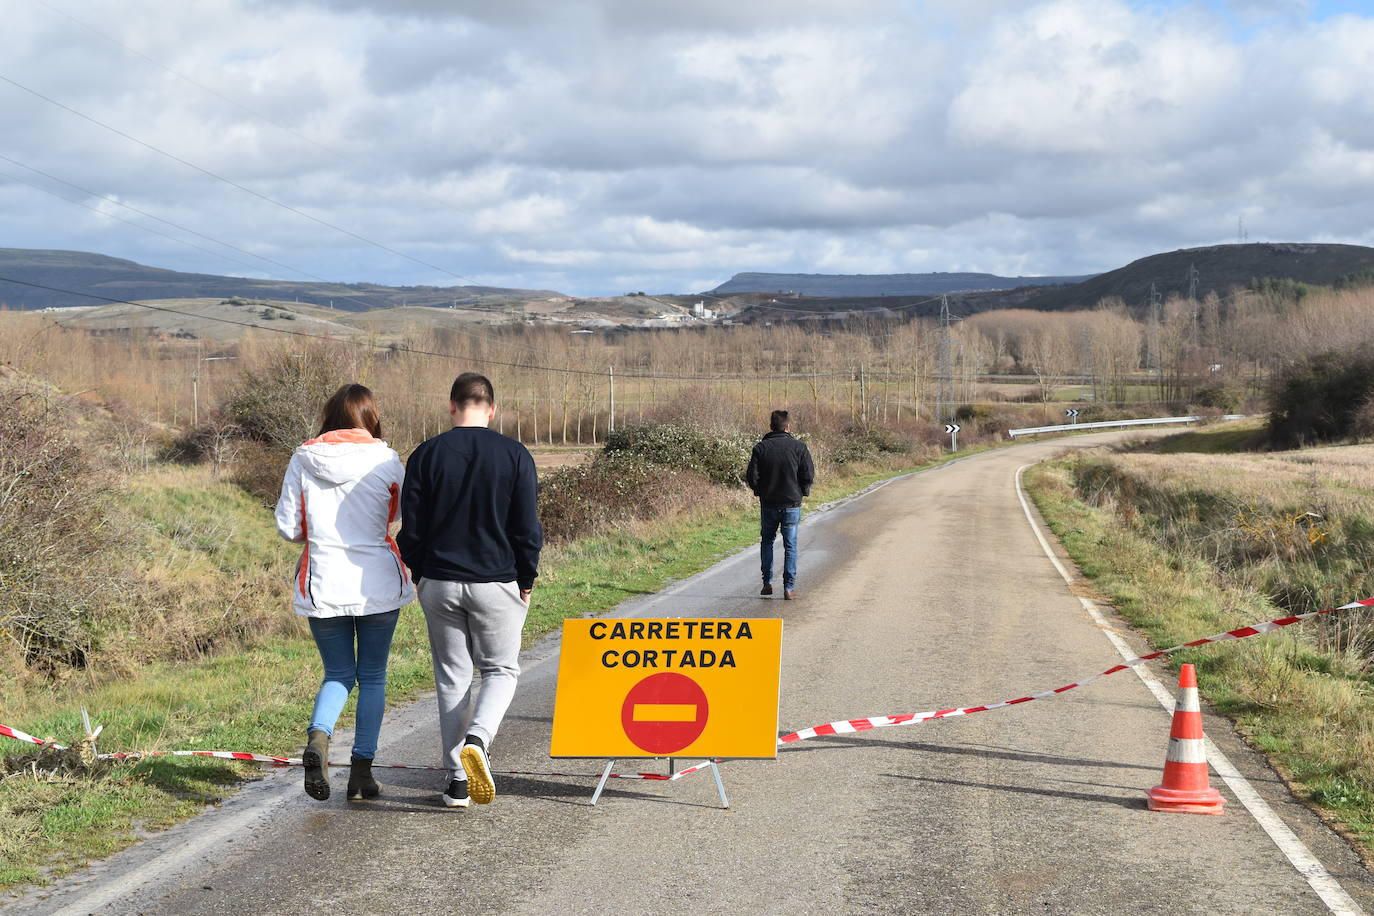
[709,761,730,809]
[590,760,616,806]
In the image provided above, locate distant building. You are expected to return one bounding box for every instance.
[691,301,716,320]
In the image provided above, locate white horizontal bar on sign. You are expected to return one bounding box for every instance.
[1006,415,1246,438]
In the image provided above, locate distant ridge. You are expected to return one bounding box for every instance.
[711,270,1092,297]
[1021,242,1374,311]
[0,248,562,311]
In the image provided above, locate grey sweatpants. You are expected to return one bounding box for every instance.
[416,578,529,779]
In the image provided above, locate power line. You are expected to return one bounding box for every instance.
[0,71,486,288]
[0,151,382,302]
[0,159,557,354]
[0,68,929,371]
[31,0,495,247]
[34,0,350,165]
[0,276,861,382]
[2,48,767,357]
[0,164,293,281]
[0,76,586,355]
[1,44,745,349]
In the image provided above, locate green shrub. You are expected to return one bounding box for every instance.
[829,438,876,466]
[221,344,349,453]
[825,424,913,466]
[1268,350,1374,448]
[954,403,995,423]
[0,378,125,672]
[1335,268,1374,291]
[1251,276,1320,302]
[539,452,705,541]
[229,440,291,507]
[1193,384,1243,412]
[603,423,752,486]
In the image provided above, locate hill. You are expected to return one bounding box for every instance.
[57,297,371,341]
[1021,242,1374,311]
[711,270,1092,297]
[729,286,1054,323]
[0,248,563,311]
[46,293,704,341]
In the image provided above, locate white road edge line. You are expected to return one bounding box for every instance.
[46,782,302,916]
[1014,462,1364,916]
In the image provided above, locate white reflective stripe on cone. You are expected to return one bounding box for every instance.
[1174,687,1201,713]
[1166,737,1208,764]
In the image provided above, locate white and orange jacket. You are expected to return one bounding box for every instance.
[274,428,416,617]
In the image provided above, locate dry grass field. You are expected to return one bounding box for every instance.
[1030,426,1374,852]
[529,447,594,469]
[1096,441,1374,618]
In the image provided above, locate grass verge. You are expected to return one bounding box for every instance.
[0,454,949,891]
[1025,455,1374,858]
[1148,418,1266,454]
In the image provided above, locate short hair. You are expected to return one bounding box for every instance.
[450,372,495,409]
[770,409,790,432]
[319,383,381,438]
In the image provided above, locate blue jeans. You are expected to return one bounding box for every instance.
[760,506,801,590]
[307,610,400,760]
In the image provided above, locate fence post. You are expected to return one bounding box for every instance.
[859,363,867,426]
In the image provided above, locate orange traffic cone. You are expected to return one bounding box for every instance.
[1146,663,1224,815]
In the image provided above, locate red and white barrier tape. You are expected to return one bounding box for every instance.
[776,597,1374,744]
[8,597,1372,772]
[0,724,712,781]
[0,724,47,746]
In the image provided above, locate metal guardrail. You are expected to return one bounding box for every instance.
[1007,415,1247,438]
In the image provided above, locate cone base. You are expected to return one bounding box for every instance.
[1146,784,1224,815]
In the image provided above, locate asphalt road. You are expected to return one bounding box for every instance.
[16,431,1374,915]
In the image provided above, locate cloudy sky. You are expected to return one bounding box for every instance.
[2,0,1373,296]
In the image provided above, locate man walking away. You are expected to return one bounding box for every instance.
[746,409,815,600]
[398,372,543,809]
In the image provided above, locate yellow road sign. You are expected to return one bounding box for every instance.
[550,618,783,759]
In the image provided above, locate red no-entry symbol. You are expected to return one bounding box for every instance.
[620,672,710,754]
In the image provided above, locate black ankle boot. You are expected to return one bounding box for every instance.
[302,729,330,801]
[348,756,380,801]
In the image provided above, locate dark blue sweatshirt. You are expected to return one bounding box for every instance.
[398,427,543,590]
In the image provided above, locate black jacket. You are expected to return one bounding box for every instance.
[745,431,815,509]
[398,427,543,590]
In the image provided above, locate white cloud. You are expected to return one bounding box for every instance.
[948,1,1242,155]
[1,0,1373,296]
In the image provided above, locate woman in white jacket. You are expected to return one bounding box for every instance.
[275,383,415,801]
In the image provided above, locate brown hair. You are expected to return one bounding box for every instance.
[319,383,382,438]
[450,372,495,409]
[770,409,790,432]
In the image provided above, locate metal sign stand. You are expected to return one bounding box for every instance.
[589,758,730,809]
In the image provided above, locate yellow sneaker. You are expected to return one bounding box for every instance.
[460,741,495,804]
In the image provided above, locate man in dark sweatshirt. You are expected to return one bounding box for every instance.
[745,409,815,600]
[398,372,542,809]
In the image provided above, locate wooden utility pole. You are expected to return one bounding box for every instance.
[859,364,867,426]
[192,342,201,428]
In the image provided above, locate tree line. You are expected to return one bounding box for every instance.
[2,278,1371,450]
